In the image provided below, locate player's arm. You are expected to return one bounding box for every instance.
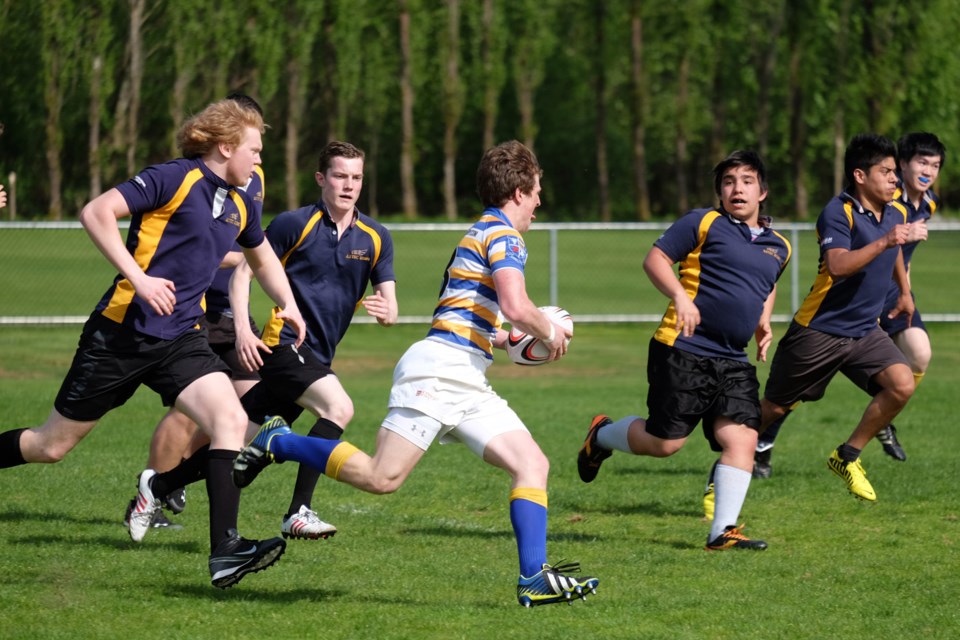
[241,241,306,346]
[79,187,176,316]
[227,259,268,371]
[754,285,777,363]
[0,184,7,209]
[362,280,398,327]
[494,268,569,361]
[823,223,910,278]
[219,250,245,270]
[643,246,699,337]
[887,249,915,324]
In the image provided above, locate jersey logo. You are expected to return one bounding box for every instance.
[346,248,370,262]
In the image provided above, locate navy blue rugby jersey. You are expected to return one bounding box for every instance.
[205,166,265,315]
[794,192,908,338]
[653,208,791,361]
[98,157,264,339]
[879,184,938,315]
[259,202,396,364]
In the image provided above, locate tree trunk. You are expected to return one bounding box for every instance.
[442,0,462,221]
[126,0,145,176]
[832,0,851,194]
[43,51,63,221]
[88,54,103,199]
[629,0,650,221]
[594,2,610,222]
[675,54,690,216]
[481,0,498,151]
[322,0,340,141]
[755,5,785,158]
[789,44,808,219]
[399,0,418,218]
[285,60,304,211]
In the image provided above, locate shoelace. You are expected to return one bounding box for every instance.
[544,560,581,575]
[724,525,749,541]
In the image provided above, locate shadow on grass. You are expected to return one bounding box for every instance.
[0,507,118,527]
[169,583,352,602]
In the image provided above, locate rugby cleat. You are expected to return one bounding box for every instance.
[705,524,768,551]
[127,469,161,543]
[827,449,876,501]
[875,424,906,462]
[753,447,773,479]
[577,415,613,483]
[517,561,599,608]
[232,416,292,488]
[281,505,337,540]
[209,528,286,589]
[703,482,715,521]
[162,486,187,514]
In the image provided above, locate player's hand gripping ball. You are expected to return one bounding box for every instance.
[506,306,573,366]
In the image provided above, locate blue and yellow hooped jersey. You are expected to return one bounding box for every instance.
[258,202,395,364]
[427,208,527,360]
[652,208,791,361]
[794,192,907,338]
[98,158,264,339]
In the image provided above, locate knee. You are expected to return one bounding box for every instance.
[366,474,403,495]
[210,406,249,440]
[324,400,354,429]
[648,439,684,458]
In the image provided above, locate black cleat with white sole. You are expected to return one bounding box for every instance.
[209,528,286,589]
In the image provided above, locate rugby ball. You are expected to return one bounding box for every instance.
[506,306,574,366]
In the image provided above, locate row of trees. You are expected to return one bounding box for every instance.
[1,0,958,221]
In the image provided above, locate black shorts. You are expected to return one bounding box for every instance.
[240,344,333,424]
[200,311,261,382]
[764,322,909,405]
[645,338,761,452]
[879,303,926,337]
[54,313,230,422]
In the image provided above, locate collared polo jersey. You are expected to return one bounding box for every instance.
[259,202,395,364]
[205,166,265,314]
[794,192,908,337]
[98,157,264,339]
[652,208,791,361]
[427,208,527,360]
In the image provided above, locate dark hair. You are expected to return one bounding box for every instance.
[897,131,946,166]
[844,133,896,189]
[225,92,264,116]
[713,150,767,198]
[476,140,542,208]
[317,141,365,174]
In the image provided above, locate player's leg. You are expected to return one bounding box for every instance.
[479,417,599,607]
[831,330,914,501]
[705,419,767,550]
[0,410,97,466]
[871,326,931,461]
[177,372,286,587]
[281,374,353,539]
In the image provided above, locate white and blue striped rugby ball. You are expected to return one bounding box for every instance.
[506,306,574,366]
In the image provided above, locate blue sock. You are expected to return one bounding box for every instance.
[510,490,548,578]
[271,432,340,472]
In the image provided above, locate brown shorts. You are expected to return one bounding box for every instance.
[764,322,909,406]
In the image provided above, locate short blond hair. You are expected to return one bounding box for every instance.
[176,99,265,158]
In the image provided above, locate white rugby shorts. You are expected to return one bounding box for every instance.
[381,338,527,456]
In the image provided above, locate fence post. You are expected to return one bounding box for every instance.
[549,227,559,306]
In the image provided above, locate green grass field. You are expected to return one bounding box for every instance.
[1,322,959,639]
[3,225,959,321]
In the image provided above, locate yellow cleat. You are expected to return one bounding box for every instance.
[827,449,876,501]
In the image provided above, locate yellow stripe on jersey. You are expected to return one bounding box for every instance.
[102,168,204,323]
[796,200,853,326]
[229,190,249,235]
[262,211,326,347]
[654,210,720,346]
[890,199,907,222]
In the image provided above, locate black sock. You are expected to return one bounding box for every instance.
[151,445,210,497]
[206,449,241,553]
[286,418,343,517]
[0,429,27,469]
[837,442,861,462]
